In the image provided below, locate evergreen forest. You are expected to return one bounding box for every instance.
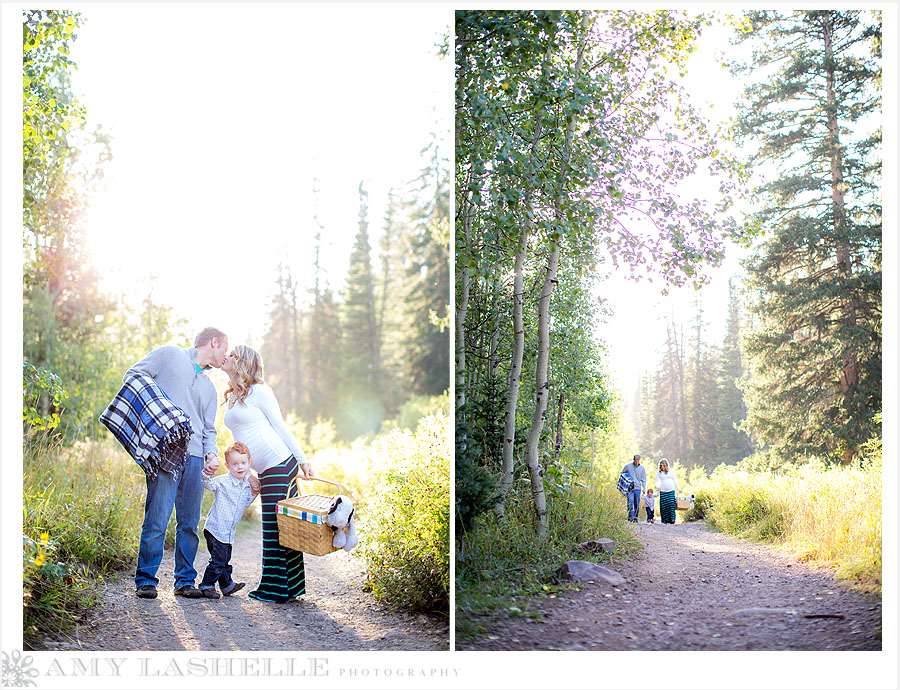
[455,9,883,635]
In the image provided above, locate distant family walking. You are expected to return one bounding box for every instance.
[619,454,681,525]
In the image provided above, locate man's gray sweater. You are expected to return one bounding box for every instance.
[621,461,646,493]
[126,346,217,459]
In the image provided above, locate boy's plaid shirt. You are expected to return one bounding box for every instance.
[99,372,192,481]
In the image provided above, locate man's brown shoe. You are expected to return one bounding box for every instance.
[173,584,203,598]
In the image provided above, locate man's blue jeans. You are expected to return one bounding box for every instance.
[627,488,642,521]
[135,454,203,589]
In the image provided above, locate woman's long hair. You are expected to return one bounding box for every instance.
[224,344,264,405]
[658,458,669,473]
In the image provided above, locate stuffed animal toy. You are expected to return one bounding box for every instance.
[325,495,359,551]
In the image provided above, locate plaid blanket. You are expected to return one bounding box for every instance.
[99,372,192,482]
[616,469,635,495]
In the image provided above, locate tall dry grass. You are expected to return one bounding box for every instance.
[685,455,882,590]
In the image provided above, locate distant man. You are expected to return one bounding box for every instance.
[128,327,228,599]
[621,453,646,523]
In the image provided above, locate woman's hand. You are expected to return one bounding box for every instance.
[300,462,314,480]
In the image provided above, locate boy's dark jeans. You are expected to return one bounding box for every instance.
[199,529,235,592]
[646,508,654,522]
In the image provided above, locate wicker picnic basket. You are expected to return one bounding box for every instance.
[276,476,351,556]
[675,495,695,511]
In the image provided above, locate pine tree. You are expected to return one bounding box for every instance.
[400,141,451,397]
[716,278,752,464]
[337,182,383,439]
[374,188,408,415]
[304,197,342,426]
[261,263,304,415]
[685,297,720,470]
[647,319,689,461]
[734,10,882,464]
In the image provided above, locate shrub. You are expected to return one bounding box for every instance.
[22,531,95,639]
[23,437,146,643]
[382,393,450,433]
[358,414,450,615]
[454,412,499,534]
[684,489,712,521]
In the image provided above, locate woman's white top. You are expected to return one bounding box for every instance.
[655,470,681,493]
[223,383,307,474]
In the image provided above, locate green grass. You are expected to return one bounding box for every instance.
[22,436,258,645]
[23,436,146,643]
[456,473,642,639]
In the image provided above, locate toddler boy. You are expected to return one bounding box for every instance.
[644,488,656,523]
[198,441,259,599]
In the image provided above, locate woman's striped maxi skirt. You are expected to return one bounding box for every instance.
[249,455,306,603]
[659,490,677,524]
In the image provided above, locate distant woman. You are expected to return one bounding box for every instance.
[218,344,314,603]
[655,458,680,525]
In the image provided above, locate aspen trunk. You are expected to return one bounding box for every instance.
[823,12,858,465]
[523,241,559,535]
[523,12,590,537]
[455,187,474,413]
[495,118,544,515]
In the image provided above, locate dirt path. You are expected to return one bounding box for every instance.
[458,519,881,651]
[42,526,448,652]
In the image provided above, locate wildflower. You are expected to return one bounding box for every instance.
[39,532,50,545]
[33,554,45,567]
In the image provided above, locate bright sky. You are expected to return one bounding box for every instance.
[66,4,451,346]
[600,18,753,400]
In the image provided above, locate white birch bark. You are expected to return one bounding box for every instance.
[523,13,590,537]
[495,116,544,515]
[455,186,475,413]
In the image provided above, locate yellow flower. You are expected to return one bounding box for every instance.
[34,554,46,567]
[39,532,50,545]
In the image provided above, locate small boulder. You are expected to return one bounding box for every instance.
[554,560,624,586]
[575,538,616,554]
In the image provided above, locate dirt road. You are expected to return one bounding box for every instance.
[41,526,448,652]
[458,519,881,651]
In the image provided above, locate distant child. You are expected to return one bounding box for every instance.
[198,441,259,599]
[644,488,656,524]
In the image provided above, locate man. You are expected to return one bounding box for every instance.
[128,327,228,599]
[621,453,646,523]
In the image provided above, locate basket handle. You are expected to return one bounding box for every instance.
[284,475,350,501]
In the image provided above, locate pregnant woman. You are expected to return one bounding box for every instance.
[655,457,681,525]
[219,344,314,603]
